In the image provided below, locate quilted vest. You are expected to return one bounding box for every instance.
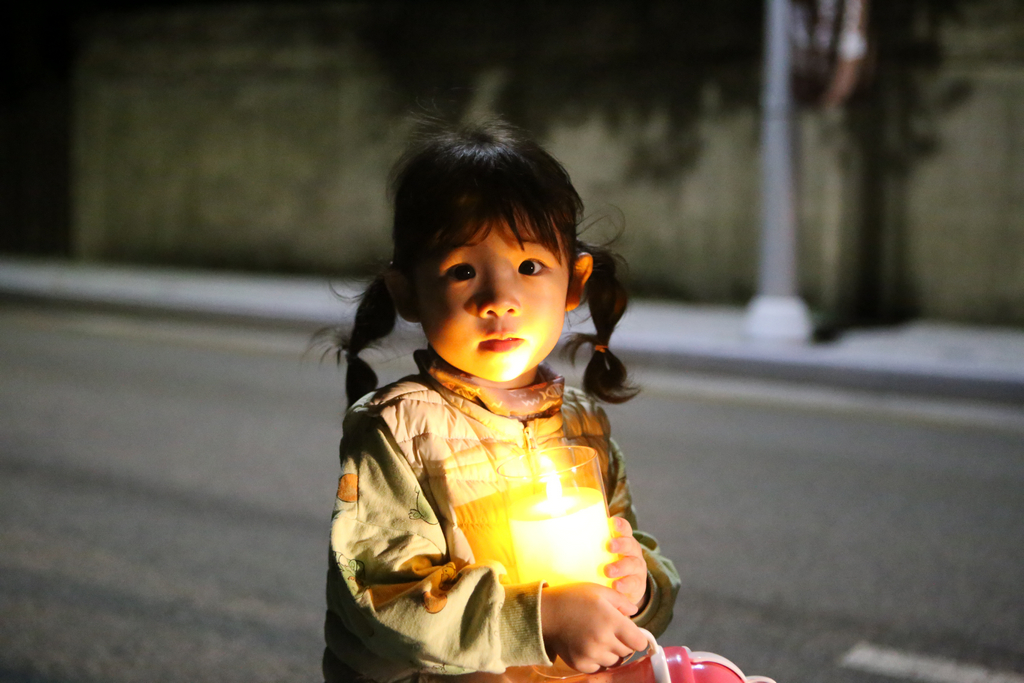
[353,373,615,581]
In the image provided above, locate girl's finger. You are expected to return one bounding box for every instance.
[617,622,651,654]
[605,585,640,616]
[613,581,641,604]
[613,574,644,593]
[609,535,643,556]
[606,555,646,578]
[608,639,635,659]
[611,516,633,536]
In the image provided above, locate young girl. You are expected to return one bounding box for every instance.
[324,122,679,683]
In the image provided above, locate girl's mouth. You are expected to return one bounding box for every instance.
[478,338,524,353]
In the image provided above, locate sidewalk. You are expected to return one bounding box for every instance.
[2,256,1023,405]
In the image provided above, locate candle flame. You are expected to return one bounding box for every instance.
[537,456,570,516]
[544,472,562,503]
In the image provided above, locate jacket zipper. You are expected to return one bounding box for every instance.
[522,422,539,454]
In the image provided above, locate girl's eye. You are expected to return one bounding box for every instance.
[519,259,544,275]
[447,264,475,281]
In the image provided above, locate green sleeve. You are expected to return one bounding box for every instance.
[605,436,681,637]
[325,413,550,679]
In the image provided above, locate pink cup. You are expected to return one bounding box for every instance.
[527,629,776,683]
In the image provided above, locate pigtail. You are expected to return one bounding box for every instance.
[317,275,397,407]
[565,242,639,403]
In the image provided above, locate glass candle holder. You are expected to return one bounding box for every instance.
[497,445,616,588]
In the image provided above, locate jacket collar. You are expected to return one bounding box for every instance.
[414,348,564,422]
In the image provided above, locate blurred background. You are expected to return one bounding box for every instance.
[5,0,1023,324]
[2,2,1023,683]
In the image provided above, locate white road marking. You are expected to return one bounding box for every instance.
[840,642,1024,683]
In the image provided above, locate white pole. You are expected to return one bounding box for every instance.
[745,0,813,343]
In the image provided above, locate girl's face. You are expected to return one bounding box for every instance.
[389,225,592,388]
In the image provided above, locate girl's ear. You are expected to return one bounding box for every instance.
[384,268,420,323]
[565,252,594,312]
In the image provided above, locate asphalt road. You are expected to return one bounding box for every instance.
[1,305,1022,683]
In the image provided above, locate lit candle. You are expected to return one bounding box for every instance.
[507,466,616,587]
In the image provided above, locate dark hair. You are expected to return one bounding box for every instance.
[337,120,638,406]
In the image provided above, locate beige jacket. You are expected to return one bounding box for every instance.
[323,371,679,683]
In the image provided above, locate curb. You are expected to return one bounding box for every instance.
[3,257,1023,406]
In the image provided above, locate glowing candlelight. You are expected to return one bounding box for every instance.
[501,447,616,588]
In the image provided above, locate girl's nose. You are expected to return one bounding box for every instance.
[474,273,521,317]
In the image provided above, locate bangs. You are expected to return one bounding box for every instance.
[425,193,570,261]
[389,123,583,271]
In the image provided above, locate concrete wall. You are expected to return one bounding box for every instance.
[71,2,1024,325]
[73,5,400,274]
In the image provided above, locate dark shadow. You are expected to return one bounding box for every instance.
[843,0,980,325]
[0,7,74,257]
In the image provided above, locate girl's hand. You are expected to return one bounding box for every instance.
[606,517,648,607]
[540,582,649,673]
